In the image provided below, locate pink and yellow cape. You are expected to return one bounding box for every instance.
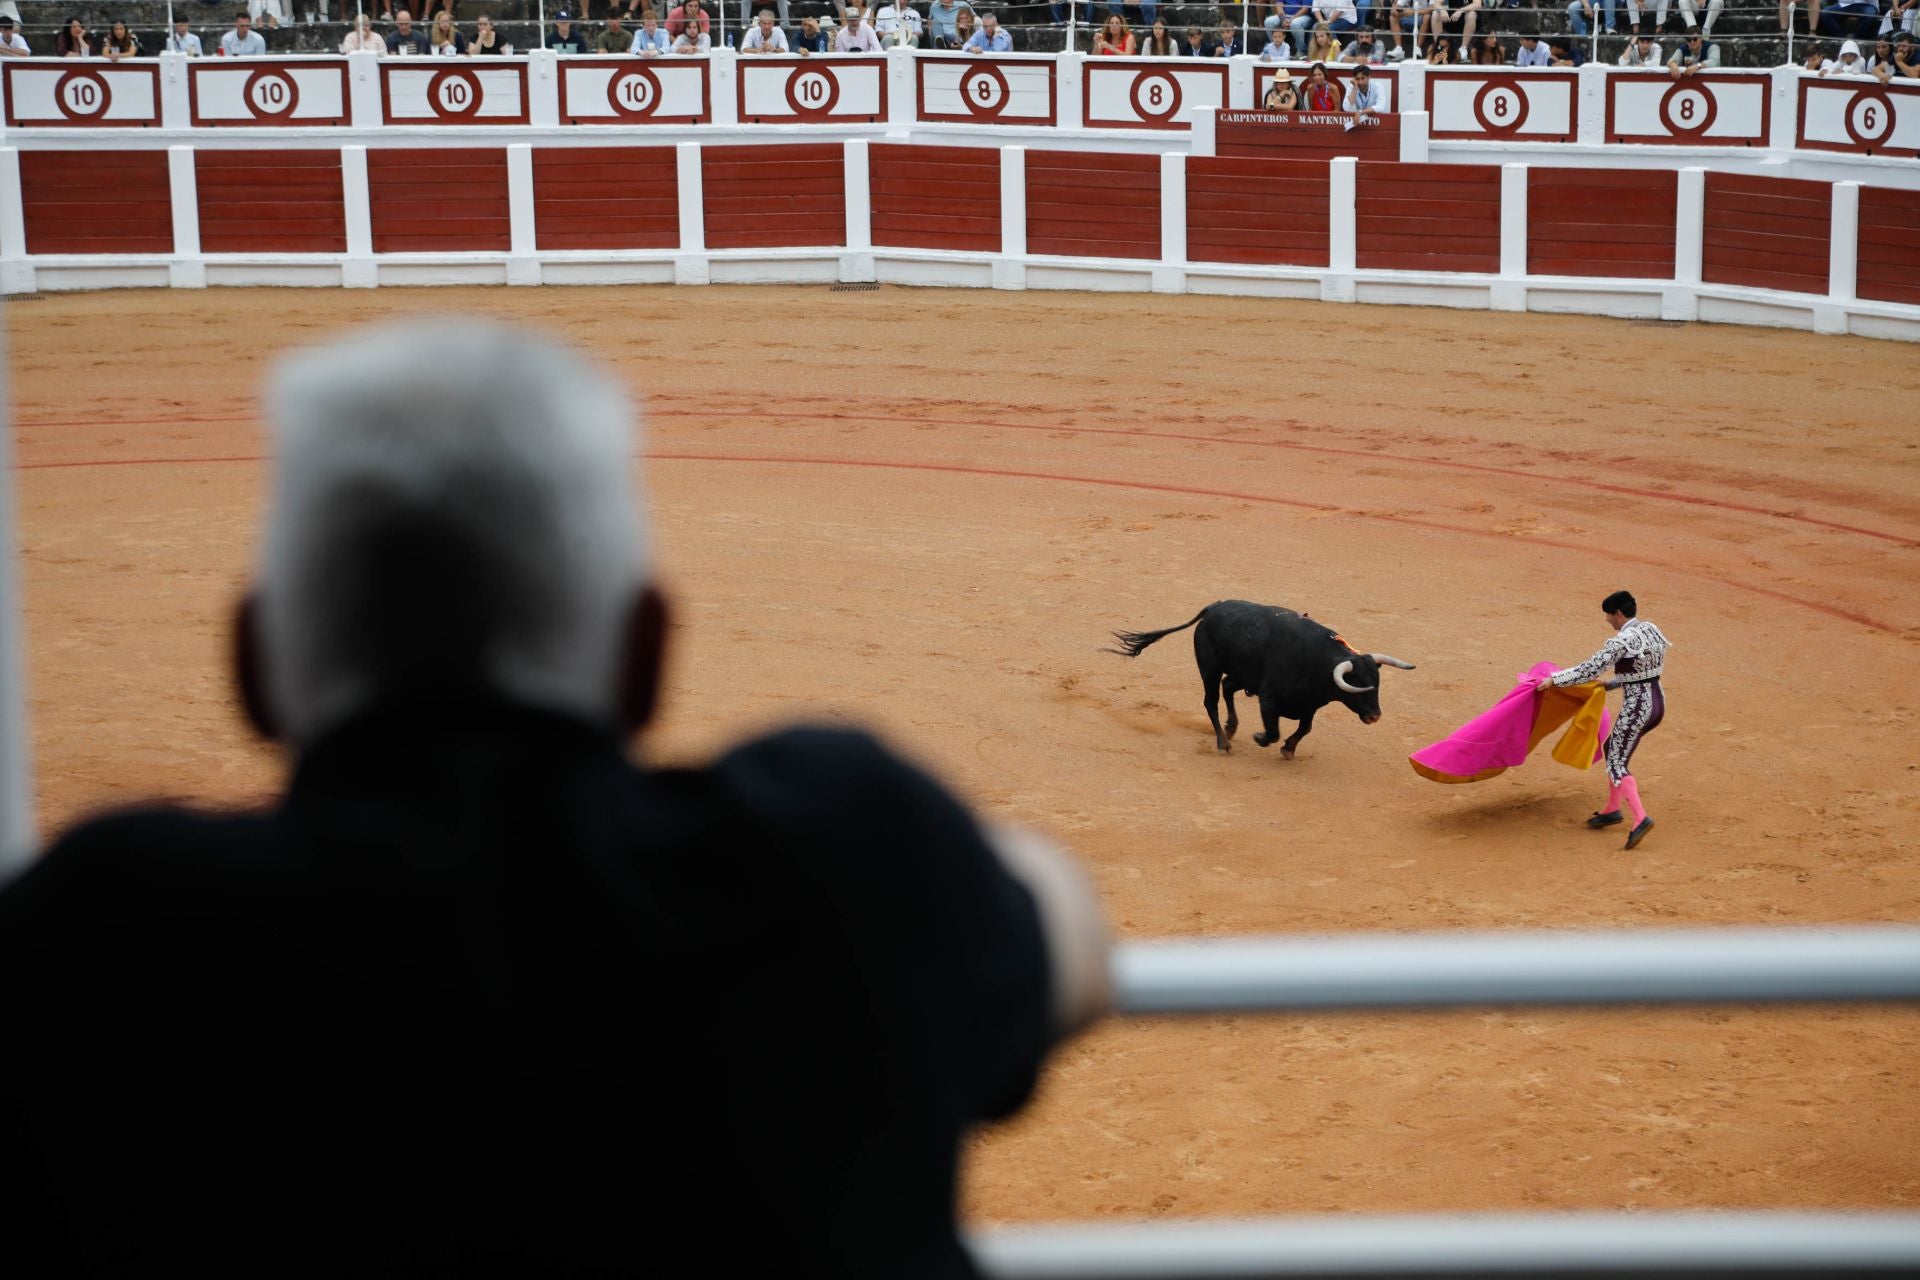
[1409,661,1611,785]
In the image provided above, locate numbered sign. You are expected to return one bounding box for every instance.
[1084,59,1225,130]
[380,60,530,125]
[1797,77,1920,158]
[189,60,350,127]
[1424,69,1576,141]
[2,62,161,128]
[1605,72,1768,146]
[736,57,885,124]
[559,57,710,123]
[1251,64,1398,113]
[916,55,1055,125]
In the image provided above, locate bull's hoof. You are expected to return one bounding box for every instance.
[1252,731,1274,747]
[1281,747,1296,760]
[1215,740,1231,754]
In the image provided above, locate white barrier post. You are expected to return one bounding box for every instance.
[1493,161,1526,311]
[527,50,561,128]
[1398,110,1430,163]
[167,145,204,290]
[843,137,875,283]
[1576,62,1608,146]
[1324,155,1356,303]
[1191,105,1218,158]
[710,48,741,127]
[886,46,915,130]
[1769,64,1801,152]
[341,144,377,289]
[159,50,192,130]
[1664,164,1704,321]
[1057,51,1086,130]
[1818,179,1859,334]
[675,140,708,285]
[0,310,31,883]
[995,143,1026,291]
[506,142,540,286]
[347,51,384,130]
[1155,150,1185,295]
[0,148,32,296]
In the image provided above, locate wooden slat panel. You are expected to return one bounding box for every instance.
[533,145,678,251]
[702,144,843,250]
[196,148,345,254]
[20,151,172,255]
[368,149,509,253]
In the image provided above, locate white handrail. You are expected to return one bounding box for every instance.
[1114,926,1920,1014]
[1787,1,1797,68]
[972,1211,1920,1278]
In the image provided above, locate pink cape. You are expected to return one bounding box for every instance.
[1409,661,1612,785]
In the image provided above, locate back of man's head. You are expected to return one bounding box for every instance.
[256,321,647,744]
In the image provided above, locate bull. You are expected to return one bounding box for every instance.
[1108,599,1416,759]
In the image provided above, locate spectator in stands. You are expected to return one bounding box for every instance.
[1142,17,1177,53]
[1214,17,1243,53]
[1545,33,1582,63]
[0,15,28,55]
[928,0,974,46]
[1618,30,1661,63]
[1514,29,1549,63]
[1427,0,1479,55]
[1675,0,1720,36]
[1821,35,1871,70]
[1818,0,1879,38]
[1866,32,1897,76]
[1343,25,1386,59]
[875,0,925,46]
[470,13,507,51]
[965,8,1011,48]
[1468,29,1503,60]
[340,12,383,50]
[739,0,793,35]
[222,12,268,53]
[672,17,711,47]
[630,11,668,51]
[1667,27,1718,71]
[793,12,831,49]
[1180,23,1209,52]
[1343,60,1384,111]
[953,6,978,45]
[387,9,431,52]
[0,320,1114,1279]
[1311,0,1359,37]
[429,9,467,52]
[742,8,788,49]
[1801,40,1828,67]
[836,4,883,47]
[595,9,633,50]
[57,16,93,56]
[247,0,288,32]
[1424,31,1455,58]
[1263,0,1309,55]
[1301,61,1342,107]
[1303,21,1341,59]
[1887,0,1918,40]
[101,19,139,58]
[1260,21,1292,55]
[549,11,591,51]
[1386,0,1428,59]
[1566,0,1615,38]
[1264,66,1298,105]
[665,0,711,39]
[1094,12,1135,51]
[1895,31,1920,77]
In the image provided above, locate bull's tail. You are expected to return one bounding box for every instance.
[1105,607,1210,658]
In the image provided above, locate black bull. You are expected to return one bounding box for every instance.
[1108,600,1416,759]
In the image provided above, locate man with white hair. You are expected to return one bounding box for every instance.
[741,7,789,49]
[0,322,1111,1275]
[835,4,883,48]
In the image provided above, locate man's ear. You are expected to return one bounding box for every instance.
[233,592,281,742]
[617,585,670,738]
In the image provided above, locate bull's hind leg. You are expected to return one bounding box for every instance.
[1220,677,1242,742]
[1200,670,1230,753]
[1280,708,1317,760]
[1252,696,1283,749]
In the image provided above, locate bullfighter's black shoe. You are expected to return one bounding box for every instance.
[1624,818,1655,850]
[1586,810,1624,829]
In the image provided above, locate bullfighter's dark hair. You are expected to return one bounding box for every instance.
[1602,590,1637,617]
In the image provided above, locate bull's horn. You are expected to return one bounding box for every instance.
[1370,654,1417,670]
[1332,659,1375,694]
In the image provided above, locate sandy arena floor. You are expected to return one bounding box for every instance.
[9,286,1919,1223]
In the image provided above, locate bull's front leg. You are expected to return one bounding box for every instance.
[1280,708,1317,760]
[1252,695,1283,749]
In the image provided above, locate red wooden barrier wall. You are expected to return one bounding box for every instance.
[1527,168,1676,280]
[1855,185,1920,308]
[1355,162,1499,274]
[1701,171,1830,296]
[1026,150,1159,261]
[19,151,172,255]
[702,143,844,251]
[367,148,510,253]
[1185,156,1329,268]
[869,143,999,254]
[196,150,345,255]
[533,146,677,251]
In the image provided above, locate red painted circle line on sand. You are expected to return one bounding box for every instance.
[12,449,1904,635]
[16,406,1918,549]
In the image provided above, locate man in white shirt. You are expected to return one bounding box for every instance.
[1343,63,1384,113]
[964,10,1011,51]
[0,15,29,55]
[1617,31,1662,65]
[1513,31,1551,65]
[221,12,268,54]
[741,8,788,50]
[834,6,882,49]
[873,0,924,46]
[633,11,670,53]
[164,18,204,54]
[1312,0,1359,35]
